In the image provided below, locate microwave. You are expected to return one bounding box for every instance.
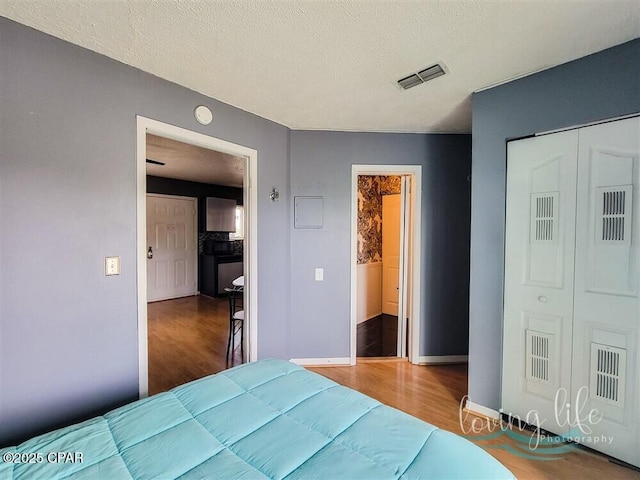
[203,239,233,255]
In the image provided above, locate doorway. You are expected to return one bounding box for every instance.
[137,116,258,398]
[355,176,402,357]
[350,165,422,365]
[145,133,243,395]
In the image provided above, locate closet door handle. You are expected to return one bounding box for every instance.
[147,246,153,259]
[538,295,548,303]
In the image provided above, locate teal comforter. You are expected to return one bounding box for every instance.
[1,359,513,479]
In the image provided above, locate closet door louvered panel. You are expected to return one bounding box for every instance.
[571,116,639,467]
[502,130,578,436]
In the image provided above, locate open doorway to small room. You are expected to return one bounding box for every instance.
[136,117,258,399]
[351,165,422,365]
[355,175,403,357]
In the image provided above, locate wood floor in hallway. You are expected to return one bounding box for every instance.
[147,295,241,395]
[309,361,639,480]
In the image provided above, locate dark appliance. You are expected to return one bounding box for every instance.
[201,241,242,297]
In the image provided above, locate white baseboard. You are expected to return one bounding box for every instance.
[465,400,500,420]
[417,355,468,365]
[290,357,351,366]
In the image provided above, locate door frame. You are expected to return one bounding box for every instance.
[136,116,258,398]
[350,165,422,365]
[146,194,198,302]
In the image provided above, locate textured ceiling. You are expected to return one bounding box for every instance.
[1,1,638,133]
[146,134,244,187]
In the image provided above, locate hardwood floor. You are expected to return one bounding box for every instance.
[147,295,242,395]
[147,304,637,479]
[357,314,398,357]
[308,361,639,480]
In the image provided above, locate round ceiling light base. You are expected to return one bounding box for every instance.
[194,105,213,125]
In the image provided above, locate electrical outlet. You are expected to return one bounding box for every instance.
[315,268,324,281]
[105,256,120,276]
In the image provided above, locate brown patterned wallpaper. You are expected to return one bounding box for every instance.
[357,175,401,264]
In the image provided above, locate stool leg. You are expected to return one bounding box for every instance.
[240,320,244,362]
[233,320,237,365]
[226,293,234,362]
[226,317,233,362]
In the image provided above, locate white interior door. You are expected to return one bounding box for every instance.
[382,194,401,316]
[571,117,639,466]
[398,176,411,358]
[146,194,197,302]
[503,130,578,435]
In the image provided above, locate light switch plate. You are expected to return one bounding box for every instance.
[315,268,324,281]
[105,256,120,276]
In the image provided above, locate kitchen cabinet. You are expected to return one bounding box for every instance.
[206,197,236,232]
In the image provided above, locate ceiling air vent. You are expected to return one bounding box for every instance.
[397,63,446,90]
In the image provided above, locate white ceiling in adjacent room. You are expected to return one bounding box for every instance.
[1,1,638,133]
[146,134,244,187]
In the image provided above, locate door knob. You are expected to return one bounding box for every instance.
[147,246,153,259]
[538,295,548,303]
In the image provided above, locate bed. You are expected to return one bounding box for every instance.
[1,359,513,479]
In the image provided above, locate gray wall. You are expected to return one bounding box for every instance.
[469,38,640,410]
[146,176,243,206]
[0,18,290,445]
[0,18,473,446]
[289,131,471,358]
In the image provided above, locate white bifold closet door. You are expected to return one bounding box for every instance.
[571,118,639,466]
[503,116,639,467]
[503,129,579,436]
